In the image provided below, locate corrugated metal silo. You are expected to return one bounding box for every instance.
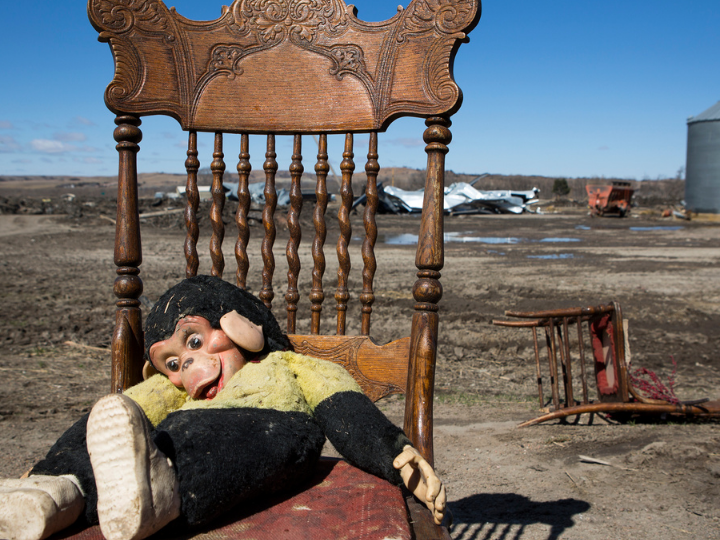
[685,101,720,213]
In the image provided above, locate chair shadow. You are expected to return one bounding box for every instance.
[448,493,590,540]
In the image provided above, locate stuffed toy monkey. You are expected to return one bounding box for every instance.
[0,275,445,540]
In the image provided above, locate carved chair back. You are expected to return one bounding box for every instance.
[89,0,480,465]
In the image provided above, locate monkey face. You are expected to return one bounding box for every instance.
[149,316,248,400]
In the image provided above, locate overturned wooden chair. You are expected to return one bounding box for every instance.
[493,302,720,427]
[85,0,481,538]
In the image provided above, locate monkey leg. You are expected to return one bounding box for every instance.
[152,407,326,525]
[31,414,100,525]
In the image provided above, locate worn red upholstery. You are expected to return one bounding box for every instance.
[51,459,410,540]
[590,314,619,396]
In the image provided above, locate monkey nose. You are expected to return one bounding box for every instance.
[180,356,222,399]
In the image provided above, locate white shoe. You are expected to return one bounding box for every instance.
[0,475,84,540]
[87,394,181,540]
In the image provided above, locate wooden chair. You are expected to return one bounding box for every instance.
[86,0,481,538]
[493,302,720,427]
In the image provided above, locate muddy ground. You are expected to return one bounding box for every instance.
[1,198,719,539]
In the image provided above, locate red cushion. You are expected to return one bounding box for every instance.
[52,459,411,540]
[590,314,619,396]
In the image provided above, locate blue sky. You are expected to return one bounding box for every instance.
[0,1,718,180]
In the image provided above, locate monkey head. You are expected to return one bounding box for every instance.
[143,275,289,399]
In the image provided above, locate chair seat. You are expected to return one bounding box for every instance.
[52,459,411,540]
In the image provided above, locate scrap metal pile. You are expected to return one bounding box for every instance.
[220,175,541,215]
[355,175,541,215]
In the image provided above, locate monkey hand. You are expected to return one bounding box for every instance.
[393,445,446,525]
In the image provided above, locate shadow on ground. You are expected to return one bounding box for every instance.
[449,493,591,540]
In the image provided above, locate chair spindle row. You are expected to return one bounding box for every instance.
[182,131,381,337]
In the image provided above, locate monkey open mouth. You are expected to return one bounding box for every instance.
[198,371,223,400]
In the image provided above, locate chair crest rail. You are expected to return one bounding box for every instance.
[88,0,480,133]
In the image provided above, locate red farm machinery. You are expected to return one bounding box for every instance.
[586,181,634,217]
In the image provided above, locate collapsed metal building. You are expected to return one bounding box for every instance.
[685,100,720,214]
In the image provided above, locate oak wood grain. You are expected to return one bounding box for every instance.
[285,135,303,333]
[209,133,226,277]
[112,115,144,392]
[360,133,379,336]
[260,135,277,310]
[335,133,354,335]
[235,133,251,288]
[184,131,200,278]
[88,0,481,133]
[288,335,410,403]
[310,134,329,335]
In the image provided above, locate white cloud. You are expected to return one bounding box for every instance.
[77,145,99,153]
[0,135,21,153]
[30,138,99,154]
[31,139,72,153]
[54,131,87,142]
[73,116,95,127]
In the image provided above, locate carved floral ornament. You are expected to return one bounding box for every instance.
[89,0,176,39]
[232,0,349,44]
[90,0,477,44]
[399,0,477,39]
[229,0,477,43]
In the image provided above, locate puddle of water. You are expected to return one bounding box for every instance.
[384,233,581,246]
[487,250,507,256]
[527,253,577,260]
[629,226,684,231]
[383,233,418,245]
[384,233,522,245]
[539,237,581,243]
[575,225,591,230]
[454,236,521,244]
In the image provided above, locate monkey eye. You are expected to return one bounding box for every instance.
[187,335,203,350]
[166,358,180,372]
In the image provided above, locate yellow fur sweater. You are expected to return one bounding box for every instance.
[124,351,363,427]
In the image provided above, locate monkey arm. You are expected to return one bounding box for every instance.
[313,390,410,485]
[282,352,411,485]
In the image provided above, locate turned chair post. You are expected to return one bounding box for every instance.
[111,114,144,393]
[404,117,451,466]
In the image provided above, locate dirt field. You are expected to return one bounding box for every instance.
[1,197,719,539]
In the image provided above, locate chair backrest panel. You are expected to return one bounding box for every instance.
[288,335,410,402]
[88,0,480,133]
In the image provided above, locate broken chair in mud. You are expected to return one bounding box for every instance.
[84,0,482,538]
[493,302,720,428]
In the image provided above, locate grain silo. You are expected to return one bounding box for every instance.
[685,101,720,213]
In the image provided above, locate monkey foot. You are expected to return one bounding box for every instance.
[0,475,84,540]
[87,394,180,540]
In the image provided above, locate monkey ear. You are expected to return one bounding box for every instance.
[220,310,265,352]
[142,360,160,380]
